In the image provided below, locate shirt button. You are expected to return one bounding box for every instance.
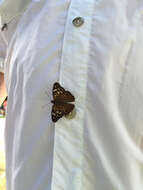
[72,17,84,27]
[65,107,76,120]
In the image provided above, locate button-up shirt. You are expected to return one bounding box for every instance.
[1,0,143,189]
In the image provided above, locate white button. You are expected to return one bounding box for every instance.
[72,17,84,27]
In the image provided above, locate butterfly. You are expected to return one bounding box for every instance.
[51,82,75,122]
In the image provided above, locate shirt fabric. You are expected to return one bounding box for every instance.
[1,0,143,189]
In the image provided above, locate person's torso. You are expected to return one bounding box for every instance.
[4,0,143,190]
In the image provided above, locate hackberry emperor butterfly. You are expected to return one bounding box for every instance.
[51,82,75,122]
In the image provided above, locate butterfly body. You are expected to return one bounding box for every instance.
[51,82,75,122]
[51,100,73,104]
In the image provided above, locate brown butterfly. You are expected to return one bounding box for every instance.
[51,82,75,122]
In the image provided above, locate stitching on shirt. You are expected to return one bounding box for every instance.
[118,40,134,104]
[118,9,142,104]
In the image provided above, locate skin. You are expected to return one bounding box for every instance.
[0,72,7,106]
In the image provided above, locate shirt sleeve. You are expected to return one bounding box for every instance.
[0,57,5,73]
[0,0,9,74]
[0,33,6,73]
[0,0,31,73]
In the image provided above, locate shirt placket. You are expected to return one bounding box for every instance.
[51,0,95,189]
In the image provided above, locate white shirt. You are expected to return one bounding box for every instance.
[1,0,143,189]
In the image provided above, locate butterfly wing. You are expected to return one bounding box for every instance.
[51,102,75,122]
[53,82,75,103]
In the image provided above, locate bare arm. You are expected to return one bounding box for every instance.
[0,72,7,106]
